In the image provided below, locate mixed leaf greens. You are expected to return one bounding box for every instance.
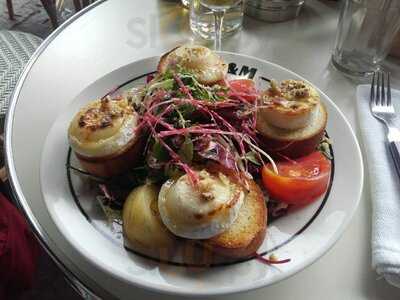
[131,68,280,186]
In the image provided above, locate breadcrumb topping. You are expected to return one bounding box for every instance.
[78,97,133,131]
[263,80,319,113]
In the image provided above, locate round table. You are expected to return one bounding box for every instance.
[5,0,400,299]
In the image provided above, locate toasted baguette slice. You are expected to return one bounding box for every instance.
[201,179,267,259]
[75,135,144,178]
[257,103,327,159]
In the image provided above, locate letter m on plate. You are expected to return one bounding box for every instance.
[228,63,257,79]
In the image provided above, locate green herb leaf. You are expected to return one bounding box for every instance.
[152,140,169,161]
[178,136,194,163]
[245,151,261,166]
[317,134,333,160]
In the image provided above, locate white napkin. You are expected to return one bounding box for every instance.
[357,85,400,288]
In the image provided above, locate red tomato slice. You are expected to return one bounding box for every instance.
[261,151,331,205]
[228,79,258,102]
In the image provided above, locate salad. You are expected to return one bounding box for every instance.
[67,45,332,265]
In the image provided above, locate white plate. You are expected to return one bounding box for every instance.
[40,52,363,296]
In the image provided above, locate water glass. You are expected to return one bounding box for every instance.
[331,0,400,77]
[190,0,244,42]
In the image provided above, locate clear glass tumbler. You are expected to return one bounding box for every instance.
[331,0,400,77]
[190,0,244,42]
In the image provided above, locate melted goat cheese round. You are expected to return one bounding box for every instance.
[258,80,321,130]
[68,97,138,158]
[158,170,244,239]
[160,45,228,85]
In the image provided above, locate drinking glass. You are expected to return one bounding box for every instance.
[198,0,243,50]
[190,0,244,42]
[331,0,400,77]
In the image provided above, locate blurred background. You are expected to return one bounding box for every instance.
[1,0,89,38]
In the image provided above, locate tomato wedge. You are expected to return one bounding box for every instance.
[228,79,258,102]
[261,151,331,205]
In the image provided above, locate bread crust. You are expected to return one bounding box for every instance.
[75,134,144,178]
[201,180,267,259]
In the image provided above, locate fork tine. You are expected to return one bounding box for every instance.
[381,71,386,107]
[387,72,391,108]
[376,71,381,107]
[370,72,376,106]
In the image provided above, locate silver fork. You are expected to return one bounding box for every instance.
[370,71,400,178]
